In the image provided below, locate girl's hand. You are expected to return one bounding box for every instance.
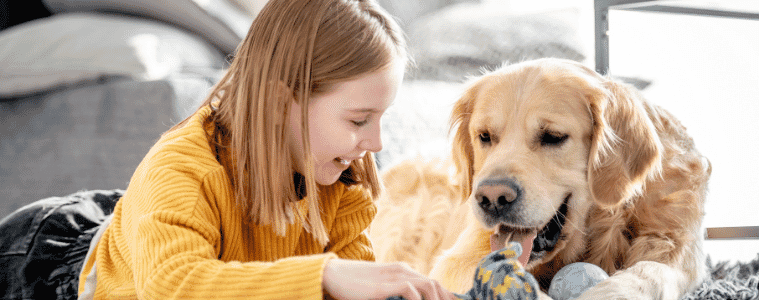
[323,258,457,300]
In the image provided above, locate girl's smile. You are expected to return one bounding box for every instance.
[289,59,405,185]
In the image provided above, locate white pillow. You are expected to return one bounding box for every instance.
[0,13,226,97]
[41,0,254,55]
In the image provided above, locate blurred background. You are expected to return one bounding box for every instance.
[1,0,757,263]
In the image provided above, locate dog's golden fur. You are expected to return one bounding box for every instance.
[371,58,711,299]
[370,158,469,275]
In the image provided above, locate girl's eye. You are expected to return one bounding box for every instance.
[351,119,369,127]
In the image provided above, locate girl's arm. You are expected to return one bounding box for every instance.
[322,185,377,260]
[115,166,334,299]
[135,212,336,299]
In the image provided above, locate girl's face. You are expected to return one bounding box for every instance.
[289,59,405,185]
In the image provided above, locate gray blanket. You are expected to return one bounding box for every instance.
[683,255,759,300]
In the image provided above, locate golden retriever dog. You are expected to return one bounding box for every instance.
[371,58,711,300]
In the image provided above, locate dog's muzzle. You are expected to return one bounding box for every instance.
[475,177,523,220]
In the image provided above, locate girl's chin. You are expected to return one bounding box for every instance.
[313,159,350,185]
[314,174,341,186]
[314,169,342,186]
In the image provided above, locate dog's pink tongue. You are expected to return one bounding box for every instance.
[490,230,536,266]
[516,233,536,266]
[490,231,511,253]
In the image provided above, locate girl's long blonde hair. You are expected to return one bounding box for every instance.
[170,0,408,246]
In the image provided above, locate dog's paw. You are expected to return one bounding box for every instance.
[537,290,554,300]
[570,278,643,300]
[572,261,688,300]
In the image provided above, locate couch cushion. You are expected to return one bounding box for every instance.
[41,0,253,55]
[0,13,225,97]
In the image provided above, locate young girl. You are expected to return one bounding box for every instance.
[0,0,455,299]
[82,0,461,299]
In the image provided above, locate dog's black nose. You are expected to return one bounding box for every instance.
[475,178,521,215]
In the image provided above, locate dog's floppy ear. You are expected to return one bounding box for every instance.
[449,81,481,204]
[586,74,663,207]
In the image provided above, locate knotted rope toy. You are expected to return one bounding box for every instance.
[387,242,539,300]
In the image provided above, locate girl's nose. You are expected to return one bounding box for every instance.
[359,121,383,153]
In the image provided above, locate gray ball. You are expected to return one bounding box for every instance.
[548,262,609,300]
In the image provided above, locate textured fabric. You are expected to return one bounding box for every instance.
[0,189,120,300]
[0,78,216,219]
[681,256,759,300]
[78,104,378,299]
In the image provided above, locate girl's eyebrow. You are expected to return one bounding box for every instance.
[347,102,395,113]
[348,108,381,113]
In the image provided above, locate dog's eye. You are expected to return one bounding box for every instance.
[540,131,568,146]
[479,132,491,144]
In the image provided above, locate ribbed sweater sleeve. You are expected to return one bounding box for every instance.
[326,186,377,261]
[136,191,333,299]
[115,153,336,300]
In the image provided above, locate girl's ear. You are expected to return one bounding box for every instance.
[586,78,662,207]
[450,82,480,205]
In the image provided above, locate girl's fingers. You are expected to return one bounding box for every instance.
[323,259,456,300]
[398,281,423,300]
[406,275,454,300]
[410,279,435,300]
[434,280,457,300]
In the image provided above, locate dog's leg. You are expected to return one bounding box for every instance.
[429,224,492,294]
[537,291,554,300]
[573,260,689,300]
[576,190,706,300]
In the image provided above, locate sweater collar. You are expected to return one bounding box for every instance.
[293,169,357,200]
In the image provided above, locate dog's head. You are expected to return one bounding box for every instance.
[450,58,662,264]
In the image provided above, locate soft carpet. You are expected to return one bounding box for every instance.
[683,255,759,300]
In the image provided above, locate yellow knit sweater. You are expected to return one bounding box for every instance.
[78,104,377,299]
